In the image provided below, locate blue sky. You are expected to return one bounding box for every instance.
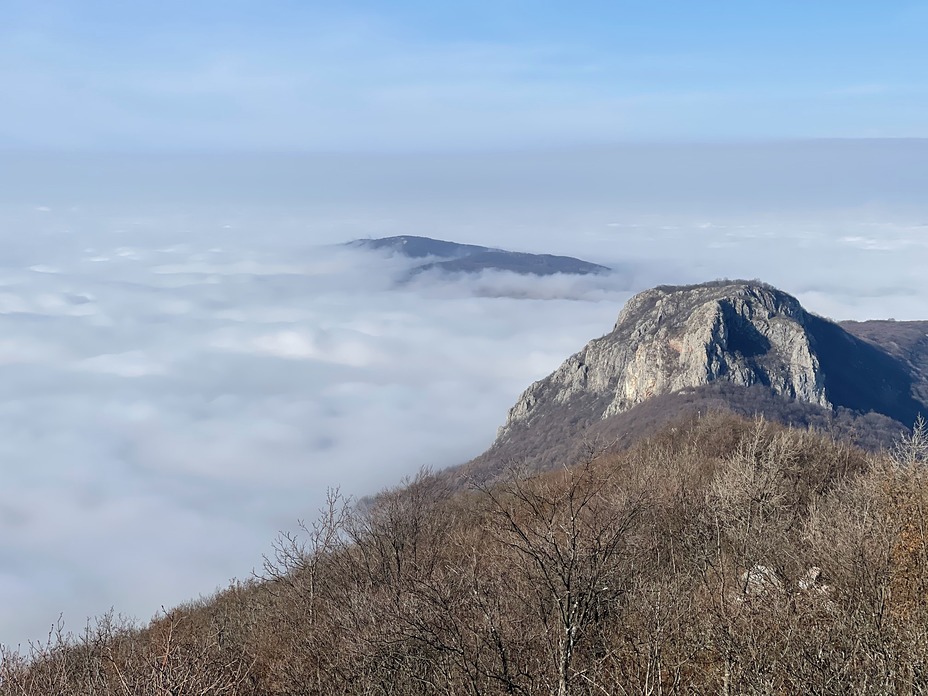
[1,1,927,150]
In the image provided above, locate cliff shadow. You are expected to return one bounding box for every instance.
[807,314,925,427]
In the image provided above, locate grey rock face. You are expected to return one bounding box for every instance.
[500,281,832,438]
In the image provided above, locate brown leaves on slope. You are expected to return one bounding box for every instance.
[6,412,928,695]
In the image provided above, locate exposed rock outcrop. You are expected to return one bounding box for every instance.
[496,280,925,447]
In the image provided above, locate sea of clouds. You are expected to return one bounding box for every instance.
[0,143,926,646]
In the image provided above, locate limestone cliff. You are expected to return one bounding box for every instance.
[498,280,923,443]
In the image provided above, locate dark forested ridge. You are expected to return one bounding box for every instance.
[4,413,928,694]
[841,319,928,405]
[348,235,496,259]
[349,235,611,277]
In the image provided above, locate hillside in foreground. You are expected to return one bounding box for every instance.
[3,412,928,695]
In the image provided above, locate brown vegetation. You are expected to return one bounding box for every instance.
[3,413,928,694]
[466,383,908,481]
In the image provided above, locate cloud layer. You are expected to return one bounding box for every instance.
[0,146,926,646]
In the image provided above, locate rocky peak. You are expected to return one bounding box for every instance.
[499,280,890,441]
[614,281,805,334]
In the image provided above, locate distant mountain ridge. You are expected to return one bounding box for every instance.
[349,235,496,259]
[349,235,611,277]
[840,318,928,406]
[466,280,928,477]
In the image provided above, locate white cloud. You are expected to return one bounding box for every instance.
[76,351,169,378]
[0,146,926,647]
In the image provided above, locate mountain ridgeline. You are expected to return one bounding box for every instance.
[349,235,612,278]
[470,280,928,476]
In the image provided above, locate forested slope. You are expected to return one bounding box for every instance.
[4,413,928,695]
